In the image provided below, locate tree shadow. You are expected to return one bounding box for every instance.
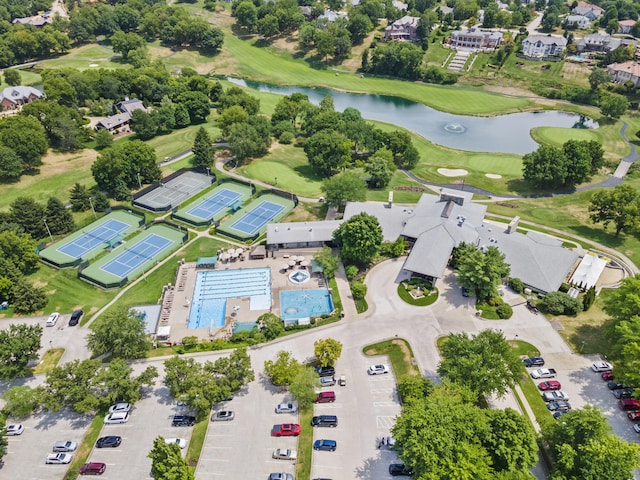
[568,317,615,355]
[292,164,323,182]
[33,407,93,431]
[571,224,624,248]
[354,451,397,479]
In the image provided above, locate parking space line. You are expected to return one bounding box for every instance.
[376,416,396,428]
[373,401,398,407]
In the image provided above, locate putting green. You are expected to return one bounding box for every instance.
[531,127,600,147]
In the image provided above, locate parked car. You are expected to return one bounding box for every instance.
[523,357,545,367]
[619,399,640,411]
[108,402,131,414]
[268,474,293,480]
[272,424,301,437]
[315,391,336,403]
[46,312,60,327]
[316,366,335,378]
[389,463,413,476]
[211,411,234,422]
[553,411,569,420]
[104,411,129,424]
[275,403,297,414]
[53,441,78,452]
[172,415,196,427]
[319,376,336,387]
[634,424,640,434]
[272,448,297,461]
[68,309,83,326]
[46,453,73,464]
[591,361,613,372]
[367,364,389,375]
[79,462,106,475]
[601,371,614,381]
[311,415,338,428]
[543,391,570,402]
[165,438,187,449]
[313,439,337,451]
[96,436,121,448]
[547,401,572,412]
[614,388,635,399]
[5,424,24,436]
[538,380,562,391]
[628,412,640,421]
[530,368,557,379]
[607,381,629,390]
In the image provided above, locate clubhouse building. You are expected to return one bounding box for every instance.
[267,189,580,294]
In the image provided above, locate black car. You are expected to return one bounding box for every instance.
[96,436,122,448]
[68,309,83,326]
[608,381,629,390]
[614,388,635,399]
[171,415,196,427]
[389,463,413,476]
[523,357,545,367]
[316,366,335,378]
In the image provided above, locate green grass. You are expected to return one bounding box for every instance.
[531,126,601,146]
[328,277,342,314]
[362,338,420,378]
[354,297,368,313]
[186,417,209,468]
[397,282,439,306]
[519,375,554,430]
[64,414,104,480]
[295,406,313,480]
[40,44,127,71]
[31,348,64,375]
[508,340,540,358]
[476,302,501,320]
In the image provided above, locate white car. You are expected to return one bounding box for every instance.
[104,411,130,424]
[591,361,613,372]
[5,424,24,436]
[108,402,132,414]
[165,438,187,449]
[46,453,73,464]
[275,403,297,414]
[211,410,234,422]
[46,312,60,327]
[272,448,297,461]
[543,391,570,402]
[368,364,389,375]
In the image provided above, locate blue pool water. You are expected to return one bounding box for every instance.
[279,288,334,320]
[188,268,271,329]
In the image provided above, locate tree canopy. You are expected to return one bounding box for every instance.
[314,338,343,367]
[0,323,42,379]
[263,350,302,387]
[148,436,194,480]
[304,128,353,176]
[322,171,367,207]
[87,306,151,359]
[332,212,383,268]
[454,243,510,300]
[589,184,640,237]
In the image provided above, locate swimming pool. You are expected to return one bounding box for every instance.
[279,288,334,321]
[188,268,272,330]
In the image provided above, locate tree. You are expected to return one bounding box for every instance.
[45,197,75,235]
[69,183,92,212]
[397,375,434,405]
[0,146,23,182]
[235,1,258,31]
[9,196,46,239]
[41,359,101,413]
[322,171,367,208]
[11,279,47,314]
[589,68,612,91]
[0,230,40,275]
[258,313,284,340]
[333,212,383,268]
[0,323,42,379]
[2,385,41,417]
[483,408,537,472]
[538,291,583,315]
[437,329,523,399]
[522,145,568,189]
[0,415,7,462]
[589,184,640,236]
[304,129,353,176]
[562,139,592,186]
[87,306,151,359]
[148,436,194,480]
[365,148,394,188]
[95,128,114,149]
[3,69,20,86]
[289,366,319,409]
[192,127,214,169]
[257,14,280,40]
[217,105,249,137]
[456,244,510,300]
[177,91,211,124]
[600,93,628,119]
[227,121,270,161]
[263,350,301,387]
[313,246,339,279]
[0,115,48,171]
[110,31,146,59]
[93,192,110,212]
[314,338,343,367]
[95,358,158,407]
[131,109,158,140]
[603,275,640,322]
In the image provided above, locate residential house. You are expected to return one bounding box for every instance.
[571,2,604,20]
[618,19,636,35]
[521,34,567,59]
[384,15,421,42]
[576,33,635,52]
[95,98,149,133]
[392,0,408,10]
[435,5,453,16]
[318,10,348,22]
[606,61,640,88]
[565,15,591,29]
[0,86,45,110]
[449,28,503,50]
[12,12,52,26]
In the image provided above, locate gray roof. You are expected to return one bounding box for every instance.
[266,220,343,245]
[96,112,131,129]
[130,305,161,335]
[0,85,44,104]
[343,201,415,241]
[117,98,147,115]
[525,35,568,46]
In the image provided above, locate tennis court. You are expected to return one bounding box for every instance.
[39,210,143,268]
[172,182,252,226]
[133,171,212,212]
[79,224,185,288]
[217,194,295,241]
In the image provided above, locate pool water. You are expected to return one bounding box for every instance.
[188,268,271,330]
[279,288,334,321]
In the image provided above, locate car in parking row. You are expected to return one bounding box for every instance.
[5,424,24,436]
[46,312,60,327]
[319,376,336,387]
[614,388,635,399]
[311,415,338,428]
[543,391,569,402]
[211,411,234,422]
[104,411,129,424]
[313,439,337,451]
[53,440,77,452]
[538,380,561,391]
[275,403,297,414]
[522,357,545,367]
[96,436,121,448]
[46,453,73,464]
[315,391,335,403]
[172,415,196,427]
[80,462,107,475]
[389,463,413,476]
[272,423,301,437]
[316,366,335,378]
[547,401,571,412]
[591,361,613,372]
[272,448,297,461]
[368,364,389,375]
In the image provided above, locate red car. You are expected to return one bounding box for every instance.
[538,380,561,391]
[79,462,106,475]
[272,424,301,437]
[628,412,640,421]
[601,371,614,381]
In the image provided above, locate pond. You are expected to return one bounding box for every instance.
[227,78,598,155]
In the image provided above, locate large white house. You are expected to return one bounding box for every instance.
[522,35,567,59]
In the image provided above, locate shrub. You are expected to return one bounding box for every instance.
[539,291,583,316]
[182,336,198,349]
[509,278,525,294]
[487,296,504,307]
[279,131,294,144]
[345,265,359,281]
[496,303,513,319]
[583,286,596,311]
[559,283,570,293]
[351,281,367,300]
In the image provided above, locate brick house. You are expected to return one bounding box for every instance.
[606,61,640,88]
[618,19,637,34]
[384,15,421,42]
[0,86,45,110]
[449,28,503,50]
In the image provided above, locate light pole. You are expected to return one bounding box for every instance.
[137,172,142,189]
[43,218,53,241]
[206,167,210,177]
[88,197,97,218]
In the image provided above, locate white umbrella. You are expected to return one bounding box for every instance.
[288,260,296,267]
[297,255,305,262]
[282,264,290,271]
[235,248,243,255]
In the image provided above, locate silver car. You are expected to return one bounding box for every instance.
[211,410,235,422]
[543,391,570,402]
[272,448,297,460]
[319,376,336,387]
[275,403,297,414]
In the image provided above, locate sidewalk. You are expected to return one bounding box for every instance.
[333,262,358,321]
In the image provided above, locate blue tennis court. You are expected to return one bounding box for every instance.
[187,189,242,221]
[100,234,173,279]
[231,201,285,235]
[58,219,130,259]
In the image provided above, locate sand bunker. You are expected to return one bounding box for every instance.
[438,168,468,177]
[89,63,99,67]
[485,173,502,179]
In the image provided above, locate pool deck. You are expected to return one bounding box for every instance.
[161,248,329,342]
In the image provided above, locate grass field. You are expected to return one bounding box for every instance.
[32,348,64,375]
[531,126,601,146]
[362,338,420,378]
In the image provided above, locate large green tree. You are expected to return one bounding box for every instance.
[87,306,151,359]
[304,129,353,176]
[45,197,75,235]
[9,197,46,239]
[69,183,92,212]
[589,184,640,236]
[289,366,319,409]
[263,350,301,387]
[313,246,339,279]
[322,171,367,208]
[0,415,7,462]
[95,358,158,407]
[0,230,40,274]
[41,359,102,413]
[0,323,42,380]
[11,279,47,314]
[332,212,383,268]
[0,146,22,181]
[456,244,510,300]
[437,329,523,400]
[0,115,48,172]
[2,386,42,417]
[600,92,628,119]
[365,148,394,188]
[314,338,343,367]
[522,145,568,189]
[192,126,214,169]
[148,436,194,480]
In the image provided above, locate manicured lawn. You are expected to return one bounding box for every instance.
[362,338,420,378]
[41,44,127,71]
[295,406,313,480]
[64,414,103,480]
[186,417,209,468]
[554,294,614,355]
[397,282,439,306]
[531,126,601,146]
[509,340,541,359]
[32,348,64,375]
[520,375,555,430]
